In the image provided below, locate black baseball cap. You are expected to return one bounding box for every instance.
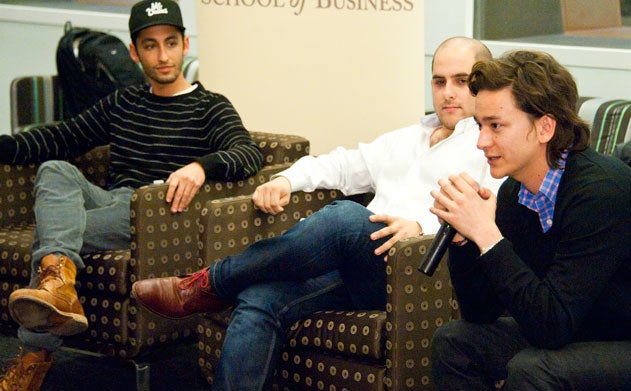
[129,0,185,37]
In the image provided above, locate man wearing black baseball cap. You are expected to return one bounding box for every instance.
[1,1,263,389]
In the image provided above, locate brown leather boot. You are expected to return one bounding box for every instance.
[0,349,52,391]
[132,268,231,319]
[8,254,88,336]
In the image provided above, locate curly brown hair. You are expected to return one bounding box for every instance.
[468,50,590,168]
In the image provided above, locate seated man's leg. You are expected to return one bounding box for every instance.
[9,160,132,336]
[504,340,631,391]
[214,272,352,390]
[3,161,133,389]
[211,200,386,301]
[134,200,388,318]
[81,186,133,252]
[31,161,133,262]
[431,317,530,391]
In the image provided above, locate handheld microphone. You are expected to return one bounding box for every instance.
[418,222,456,276]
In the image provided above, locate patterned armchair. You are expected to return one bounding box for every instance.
[2,65,310,389]
[196,191,454,391]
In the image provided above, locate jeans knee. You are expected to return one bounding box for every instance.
[431,320,462,359]
[35,160,76,184]
[325,200,372,225]
[37,159,73,173]
[506,348,553,386]
[330,199,364,214]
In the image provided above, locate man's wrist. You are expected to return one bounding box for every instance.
[452,238,469,246]
[480,237,503,256]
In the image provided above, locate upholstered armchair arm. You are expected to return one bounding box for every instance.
[0,164,38,226]
[251,131,309,165]
[385,235,455,390]
[0,143,110,227]
[129,163,294,281]
[199,190,346,262]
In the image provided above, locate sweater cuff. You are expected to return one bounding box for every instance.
[478,237,507,259]
[196,156,232,181]
[447,240,480,274]
[480,237,504,256]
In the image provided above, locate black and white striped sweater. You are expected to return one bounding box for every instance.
[0,82,263,189]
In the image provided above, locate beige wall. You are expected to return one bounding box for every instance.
[197,0,424,154]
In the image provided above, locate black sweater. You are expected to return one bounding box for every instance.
[449,148,631,349]
[0,83,264,189]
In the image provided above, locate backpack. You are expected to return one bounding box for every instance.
[56,21,145,119]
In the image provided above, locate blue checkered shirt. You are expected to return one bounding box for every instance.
[518,153,568,233]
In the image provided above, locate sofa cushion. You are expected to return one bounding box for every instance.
[201,308,386,365]
[275,348,386,391]
[286,310,386,361]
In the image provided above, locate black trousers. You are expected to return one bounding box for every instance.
[431,317,631,390]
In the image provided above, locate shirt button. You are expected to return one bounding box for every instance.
[546,218,553,226]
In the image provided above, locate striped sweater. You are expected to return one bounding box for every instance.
[0,82,264,189]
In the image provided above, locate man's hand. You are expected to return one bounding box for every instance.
[251,176,291,215]
[368,214,422,258]
[431,172,484,244]
[430,172,501,250]
[166,162,205,213]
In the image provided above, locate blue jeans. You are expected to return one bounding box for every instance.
[209,200,388,390]
[432,317,631,390]
[20,160,133,352]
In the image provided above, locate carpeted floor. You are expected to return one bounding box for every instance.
[0,334,209,390]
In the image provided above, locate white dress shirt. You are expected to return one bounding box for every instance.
[279,114,505,234]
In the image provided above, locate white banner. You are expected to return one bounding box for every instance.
[197,0,424,154]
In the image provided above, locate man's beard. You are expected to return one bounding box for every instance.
[147,69,180,85]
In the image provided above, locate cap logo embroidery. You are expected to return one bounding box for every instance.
[146,2,169,17]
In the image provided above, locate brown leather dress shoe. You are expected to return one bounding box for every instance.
[131,268,231,319]
[8,254,88,336]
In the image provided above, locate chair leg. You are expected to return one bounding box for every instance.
[128,360,150,391]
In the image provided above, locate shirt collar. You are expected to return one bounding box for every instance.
[149,83,198,96]
[518,152,568,233]
[420,114,474,138]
